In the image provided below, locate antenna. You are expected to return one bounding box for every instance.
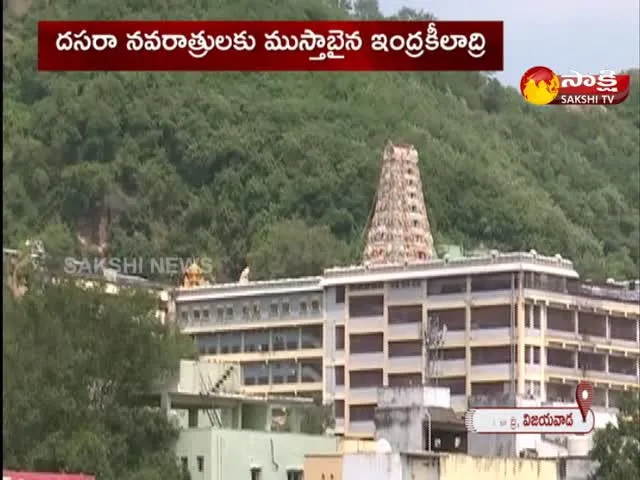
[423,314,447,386]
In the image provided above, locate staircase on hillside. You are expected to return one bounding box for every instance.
[198,364,236,428]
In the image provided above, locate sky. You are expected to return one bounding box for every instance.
[379,0,640,86]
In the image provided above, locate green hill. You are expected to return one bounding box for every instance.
[3,0,639,281]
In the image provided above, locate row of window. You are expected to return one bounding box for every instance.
[195,326,323,355]
[242,359,323,385]
[179,298,322,324]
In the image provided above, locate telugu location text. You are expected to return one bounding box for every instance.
[37,20,505,72]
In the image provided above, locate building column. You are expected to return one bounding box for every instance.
[160,391,171,413]
[344,289,351,432]
[574,310,579,336]
[540,304,547,402]
[383,283,390,387]
[517,299,526,395]
[605,354,609,373]
[605,315,610,340]
[464,276,472,399]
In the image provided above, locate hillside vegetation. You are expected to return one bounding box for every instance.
[3,0,639,282]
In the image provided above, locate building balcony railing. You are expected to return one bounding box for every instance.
[470,363,512,378]
[388,355,422,372]
[469,328,512,343]
[438,359,466,376]
[349,315,385,332]
[546,331,638,351]
[241,381,322,395]
[426,292,467,306]
[470,289,514,302]
[442,330,466,346]
[348,420,375,436]
[349,352,385,369]
[545,365,638,385]
[386,286,424,303]
[388,322,421,340]
[524,289,640,313]
[349,387,379,404]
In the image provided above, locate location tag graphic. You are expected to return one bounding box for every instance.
[576,381,594,422]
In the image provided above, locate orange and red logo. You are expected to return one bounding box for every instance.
[520,66,631,106]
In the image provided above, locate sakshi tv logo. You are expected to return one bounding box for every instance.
[520,66,631,106]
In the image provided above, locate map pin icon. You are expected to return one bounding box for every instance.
[576,381,594,422]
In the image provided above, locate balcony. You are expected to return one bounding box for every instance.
[525,364,542,376]
[470,290,513,304]
[469,328,511,343]
[609,337,639,350]
[545,364,578,379]
[349,315,385,332]
[349,352,385,369]
[438,359,466,376]
[442,330,466,346]
[348,420,375,436]
[388,323,421,340]
[470,363,511,378]
[386,286,423,303]
[349,387,378,404]
[388,355,422,372]
[426,292,467,307]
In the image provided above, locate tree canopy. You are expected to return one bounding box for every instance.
[3,0,639,283]
[2,277,194,479]
[589,391,640,480]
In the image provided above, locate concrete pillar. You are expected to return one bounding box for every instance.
[540,304,547,402]
[517,300,526,395]
[605,315,610,340]
[464,301,472,399]
[574,310,579,335]
[160,391,171,415]
[516,271,526,396]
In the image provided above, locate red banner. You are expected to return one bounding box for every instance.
[37,20,504,72]
[3,471,95,480]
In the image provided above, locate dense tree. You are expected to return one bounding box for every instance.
[247,219,351,280]
[589,391,640,480]
[2,0,639,284]
[2,276,194,479]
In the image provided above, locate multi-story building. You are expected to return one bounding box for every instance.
[174,250,640,438]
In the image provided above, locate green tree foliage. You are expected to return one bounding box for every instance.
[247,219,350,280]
[589,391,640,480]
[2,0,639,282]
[2,277,194,479]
